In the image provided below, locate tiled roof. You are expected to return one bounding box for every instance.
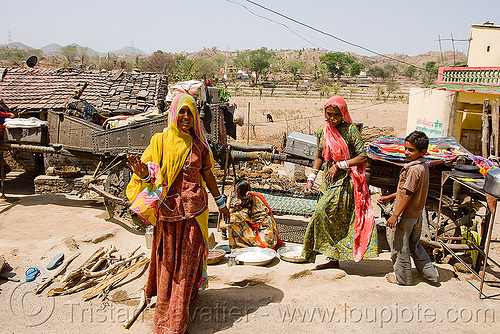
[0,67,168,112]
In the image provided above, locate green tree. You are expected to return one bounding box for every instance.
[284,57,306,79]
[320,85,331,98]
[385,80,400,99]
[319,52,361,81]
[349,62,365,77]
[1,48,30,66]
[367,65,389,81]
[257,85,264,100]
[421,61,439,87]
[403,65,417,79]
[60,45,77,65]
[234,48,275,85]
[311,63,326,80]
[383,64,399,79]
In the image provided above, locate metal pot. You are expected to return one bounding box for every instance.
[483,168,500,197]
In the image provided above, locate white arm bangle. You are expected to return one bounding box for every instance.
[307,173,317,182]
[337,160,349,170]
[140,173,151,183]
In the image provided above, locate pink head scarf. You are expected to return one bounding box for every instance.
[321,96,375,262]
[322,96,352,163]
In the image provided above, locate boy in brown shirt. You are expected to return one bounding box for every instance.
[378,131,439,285]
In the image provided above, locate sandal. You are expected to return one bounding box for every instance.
[25,267,40,282]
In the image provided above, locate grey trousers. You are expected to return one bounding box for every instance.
[390,216,439,285]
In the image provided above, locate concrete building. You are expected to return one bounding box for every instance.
[406,22,500,155]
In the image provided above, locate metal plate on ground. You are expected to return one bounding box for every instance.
[232,247,277,266]
[277,245,307,263]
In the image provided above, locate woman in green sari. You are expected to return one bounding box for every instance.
[302,96,378,269]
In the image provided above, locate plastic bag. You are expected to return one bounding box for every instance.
[233,107,244,126]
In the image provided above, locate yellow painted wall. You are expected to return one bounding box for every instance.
[467,25,500,67]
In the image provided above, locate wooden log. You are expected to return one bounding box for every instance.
[493,99,500,157]
[83,252,145,278]
[89,245,118,272]
[35,252,81,294]
[123,287,148,330]
[47,278,96,296]
[80,246,106,269]
[482,99,490,158]
[82,256,149,300]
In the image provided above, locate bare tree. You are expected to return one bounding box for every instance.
[140,50,179,76]
[76,47,89,67]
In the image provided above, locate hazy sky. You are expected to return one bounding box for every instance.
[1,0,497,56]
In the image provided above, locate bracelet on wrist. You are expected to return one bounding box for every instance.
[140,172,151,183]
[216,197,227,209]
[336,160,349,170]
[307,173,316,182]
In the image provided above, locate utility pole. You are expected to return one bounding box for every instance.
[450,32,456,65]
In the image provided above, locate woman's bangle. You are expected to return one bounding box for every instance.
[307,173,317,182]
[336,160,349,170]
[216,197,226,209]
[140,172,151,183]
[213,194,223,202]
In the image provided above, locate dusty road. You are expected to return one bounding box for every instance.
[1,175,499,334]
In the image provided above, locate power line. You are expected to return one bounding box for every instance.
[225,0,327,50]
[242,0,427,70]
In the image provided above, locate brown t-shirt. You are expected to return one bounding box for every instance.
[394,158,429,219]
[159,135,212,222]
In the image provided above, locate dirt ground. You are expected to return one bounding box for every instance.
[1,96,500,333]
[230,96,408,147]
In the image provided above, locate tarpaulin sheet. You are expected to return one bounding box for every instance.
[367,136,473,164]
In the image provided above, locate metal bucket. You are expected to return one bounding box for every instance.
[484,168,500,197]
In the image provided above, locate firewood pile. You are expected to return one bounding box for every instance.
[36,245,149,302]
[214,162,309,194]
[361,125,396,142]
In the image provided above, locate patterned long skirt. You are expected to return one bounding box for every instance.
[146,218,203,334]
[302,175,378,262]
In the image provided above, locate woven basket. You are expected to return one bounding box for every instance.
[207,249,226,265]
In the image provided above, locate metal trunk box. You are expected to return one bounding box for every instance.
[284,131,317,160]
[4,126,48,145]
[48,110,102,152]
[92,114,169,155]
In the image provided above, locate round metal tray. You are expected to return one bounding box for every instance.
[232,247,277,266]
[277,245,307,263]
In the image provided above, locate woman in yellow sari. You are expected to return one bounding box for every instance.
[126,93,229,334]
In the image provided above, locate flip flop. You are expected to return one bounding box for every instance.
[46,253,64,270]
[25,267,40,282]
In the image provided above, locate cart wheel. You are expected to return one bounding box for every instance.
[104,161,146,231]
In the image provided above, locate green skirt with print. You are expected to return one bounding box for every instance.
[302,172,378,262]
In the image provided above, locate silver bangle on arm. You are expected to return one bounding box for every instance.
[307,168,319,182]
[335,160,349,170]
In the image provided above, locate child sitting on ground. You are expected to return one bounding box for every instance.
[221,178,282,250]
[378,131,439,285]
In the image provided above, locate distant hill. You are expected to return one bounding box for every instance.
[110,46,148,56]
[0,42,34,51]
[40,43,105,57]
[40,43,63,55]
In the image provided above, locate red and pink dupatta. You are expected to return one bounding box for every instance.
[322,96,375,262]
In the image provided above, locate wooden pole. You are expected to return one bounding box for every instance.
[493,99,500,157]
[0,151,5,198]
[246,102,250,146]
[482,99,490,158]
